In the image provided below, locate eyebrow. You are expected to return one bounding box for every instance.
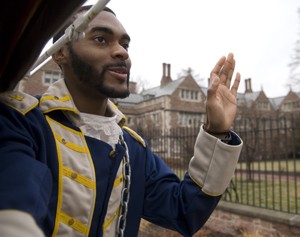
[90,26,131,42]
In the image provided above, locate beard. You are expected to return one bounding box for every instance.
[68,45,130,99]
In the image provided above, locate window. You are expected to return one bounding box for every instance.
[44,71,63,85]
[179,112,202,127]
[283,100,300,111]
[127,117,131,125]
[152,113,159,122]
[256,101,270,110]
[180,89,200,101]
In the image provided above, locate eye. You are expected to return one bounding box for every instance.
[94,36,106,44]
[122,43,129,51]
[121,39,130,51]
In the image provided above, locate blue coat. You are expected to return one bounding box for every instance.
[0,81,242,237]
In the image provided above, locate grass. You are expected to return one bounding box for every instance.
[224,176,300,213]
[172,159,300,214]
[237,160,300,173]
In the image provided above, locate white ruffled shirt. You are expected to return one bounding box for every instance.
[79,112,123,149]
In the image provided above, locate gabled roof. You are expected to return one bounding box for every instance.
[244,91,261,102]
[202,86,262,108]
[119,75,207,105]
[200,87,207,96]
[141,77,185,98]
[236,91,268,108]
[118,77,186,105]
[118,74,298,112]
[117,93,144,106]
[236,92,246,106]
[269,96,285,110]
[269,90,300,111]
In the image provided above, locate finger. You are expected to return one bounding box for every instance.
[207,76,220,96]
[210,55,226,80]
[225,58,236,88]
[230,72,241,97]
[219,53,234,86]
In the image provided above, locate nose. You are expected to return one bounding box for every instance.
[112,43,129,61]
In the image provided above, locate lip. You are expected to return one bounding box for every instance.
[107,66,128,81]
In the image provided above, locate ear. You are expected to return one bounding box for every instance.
[52,46,68,65]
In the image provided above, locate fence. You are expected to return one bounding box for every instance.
[138,113,300,215]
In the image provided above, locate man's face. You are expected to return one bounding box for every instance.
[66,10,131,99]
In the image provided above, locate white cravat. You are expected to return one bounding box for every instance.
[79,112,123,149]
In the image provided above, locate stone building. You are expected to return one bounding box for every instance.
[117,63,207,131]
[20,58,300,132]
[19,58,61,95]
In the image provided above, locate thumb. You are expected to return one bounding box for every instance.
[210,76,220,90]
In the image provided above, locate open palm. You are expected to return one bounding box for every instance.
[205,53,241,132]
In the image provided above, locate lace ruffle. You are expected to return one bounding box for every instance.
[79,113,123,149]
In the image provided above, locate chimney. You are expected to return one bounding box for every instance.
[129,81,137,94]
[245,78,253,93]
[167,64,171,80]
[160,63,172,87]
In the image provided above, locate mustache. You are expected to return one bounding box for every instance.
[103,62,128,71]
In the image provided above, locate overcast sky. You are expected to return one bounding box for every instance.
[82,0,300,97]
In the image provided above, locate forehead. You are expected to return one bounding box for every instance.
[85,10,128,35]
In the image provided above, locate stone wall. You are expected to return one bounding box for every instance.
[138,201,300,237]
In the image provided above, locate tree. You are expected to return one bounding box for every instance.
[176,67,205,86]
[133,76,151,93]
[288,8,300,90]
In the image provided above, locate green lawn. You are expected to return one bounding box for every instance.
[224,177,300,213]
[172,159,300,214]
[236,160,300,173]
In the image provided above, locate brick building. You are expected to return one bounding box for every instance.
[20,58,300,131]
[19,58,62,96]
[117,63,207,131]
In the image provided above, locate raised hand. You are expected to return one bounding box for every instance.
[204,53,241,132]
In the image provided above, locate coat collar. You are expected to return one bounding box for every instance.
[39,79,126,127]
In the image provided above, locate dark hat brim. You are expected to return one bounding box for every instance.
[0,0,85,92]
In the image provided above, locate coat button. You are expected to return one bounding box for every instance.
[109,150,116,158]
[71,173,77,179]
[68,219,75,226]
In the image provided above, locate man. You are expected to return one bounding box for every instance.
[0,5,243,237]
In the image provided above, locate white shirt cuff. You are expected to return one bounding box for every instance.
[188,125,243,196]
